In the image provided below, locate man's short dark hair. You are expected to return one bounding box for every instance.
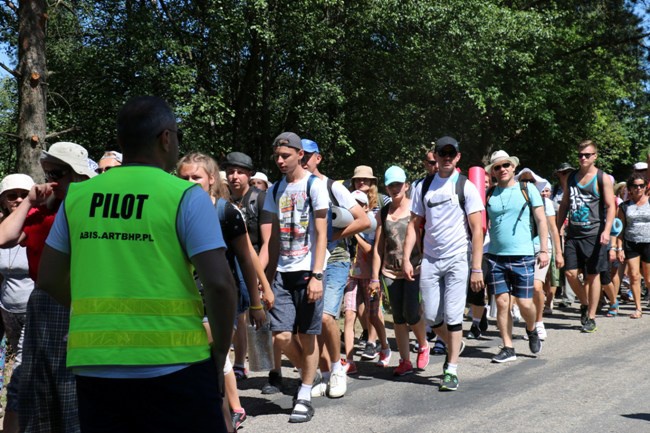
[117,96,176,152]
[578,139,598,152]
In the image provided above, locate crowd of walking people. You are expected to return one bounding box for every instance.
[0,95,647,432]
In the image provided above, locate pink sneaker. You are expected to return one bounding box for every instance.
[342,359,358,375]
[376,348,392,367]
[393,359,413,376]
[417,344,430,369]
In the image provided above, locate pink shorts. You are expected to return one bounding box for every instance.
[344,278,367,312]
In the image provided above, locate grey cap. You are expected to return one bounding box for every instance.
[223,152,254,171]
[272,132,302,150]
[435,136,459,152]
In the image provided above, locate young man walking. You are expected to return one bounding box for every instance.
[403,136,484,391]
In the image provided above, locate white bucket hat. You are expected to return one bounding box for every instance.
[251,172,271,188]
[485,150,520,174]
[0,174,35,196]
[41,142,97,178]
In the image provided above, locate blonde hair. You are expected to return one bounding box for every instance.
[352,178,380,210]
[176,152,229,200]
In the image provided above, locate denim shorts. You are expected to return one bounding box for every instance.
[323,261,351,318]
[268,271,324,335]
[486,254,535,299]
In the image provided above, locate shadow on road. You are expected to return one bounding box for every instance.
[621,413,650,422]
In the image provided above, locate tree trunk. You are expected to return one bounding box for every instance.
[16,0,48,182]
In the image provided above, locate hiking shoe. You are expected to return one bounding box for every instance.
[536,322,547,340]
[342,359,358,375]
[467,323,481,339]
[311,372,327,398]
[439,372,459,391]
[231,408,247,430]
[261,371,282,394]
[479,309,489,332]
[361,342,379,360]
[432,339,447,355]
[527,329,542,355]
[417,344,430,369]
[377,348,392,367]
[580,305,588,326]
[581,318,597,333]
[393,359,414,376]
[327,369,347,398]
[492,346,517,363]
[233,365,248,380]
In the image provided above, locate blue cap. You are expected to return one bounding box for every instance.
[301,139,320,154]
[384,166,407,185]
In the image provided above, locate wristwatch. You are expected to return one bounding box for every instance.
[311,272,324,281]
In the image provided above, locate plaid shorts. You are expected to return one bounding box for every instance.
[486,255,536,299]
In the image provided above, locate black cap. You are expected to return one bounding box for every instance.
[554,162,575,173]
[435,136,459,152]
[272,132,302,150]
[223,152,254,171]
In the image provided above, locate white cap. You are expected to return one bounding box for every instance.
[41,142,97,178]
[0,174,34,196]
[251,172,271,188]
[351,190,369,205]
[634,162,648,171]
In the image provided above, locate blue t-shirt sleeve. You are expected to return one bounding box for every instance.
[45,203,70,254]
[178,187,226,258]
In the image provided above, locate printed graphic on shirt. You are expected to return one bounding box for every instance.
[279,190,311,257]
[568,185,598,229]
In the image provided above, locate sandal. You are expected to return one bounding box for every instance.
[432,339,447,355]
[233,365,248,380]
[606,302,619,317]
[630,309,643,319]
[289,399,315,423]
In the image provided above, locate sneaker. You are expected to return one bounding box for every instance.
[479,309,489,332]
[580,305,588,326]
[233,365,248,380]
[427,329,437,342]
[342,359,358,375]
[376,348,392,367]
[231,408,247,430]
[439,372,459,391]
[536,322,547,340]
[432,339,447,355]
[543,306,553,315]
[261,371,282,395]
[581,318,597,333]
[327,369,347,398]
[417,344,430,369]
[357,329,369,349]
[311,372,328,398]
[361,342,379,360]
[467,323,481,339]
[512,305,522,323]
[492,346,517,363]
[393,359,414,376]
[527,329,542,355]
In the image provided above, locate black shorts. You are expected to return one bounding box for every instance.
[564,236,608,275]
[268,271,324,335]
[624,240,650,263]
[466,257,489,307]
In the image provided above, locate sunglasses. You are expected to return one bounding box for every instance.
[4,191,28,201]
[426,160,437,165]
[492,162,512,171]
[578,152,595,159]
[95,166,114,174]
[629,184,646,190]
[44,168,70,181]
[437,150,458,158]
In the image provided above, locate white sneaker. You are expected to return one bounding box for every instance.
[512,305,522,323]
[536,322,547,340]
[327,369,347,398]
[311,374,328,398]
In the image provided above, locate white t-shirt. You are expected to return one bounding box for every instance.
[411,173,484,259]
[263,173,329,272]
[533,196,555,253]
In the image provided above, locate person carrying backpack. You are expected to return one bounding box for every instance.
[403,136,484,391]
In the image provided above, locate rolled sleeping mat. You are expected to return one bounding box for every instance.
[331,206,354,228]
[363,214,378,234]
[611,217,623,237]
[468,166,487,234]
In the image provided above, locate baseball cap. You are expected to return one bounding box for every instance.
[272,132,302,150]
[0,174,34,196]
[350,190,368,205]
[435,136,459,153]
[223,152,254,171]
[301,139,320,154]
[384,166,407,185]
[40,142,97,178]
[634,162,648,171]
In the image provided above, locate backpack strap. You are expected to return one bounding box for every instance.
[380,204,390,230]
[272,181,281,202]
[420,174,435,204]
[486,185,496,206]
[519,181,537,239]
[216,197,226,222]
[326,177,340,207]
[455,174,467,212]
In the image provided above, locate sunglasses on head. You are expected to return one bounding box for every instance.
[4,191,28,201]
[44,168,70,181]
[492,162,512,172]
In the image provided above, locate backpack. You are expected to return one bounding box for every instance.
[238,186,262,250]
[486,181,541,239]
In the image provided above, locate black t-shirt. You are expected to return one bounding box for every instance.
[231,187,269,253]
